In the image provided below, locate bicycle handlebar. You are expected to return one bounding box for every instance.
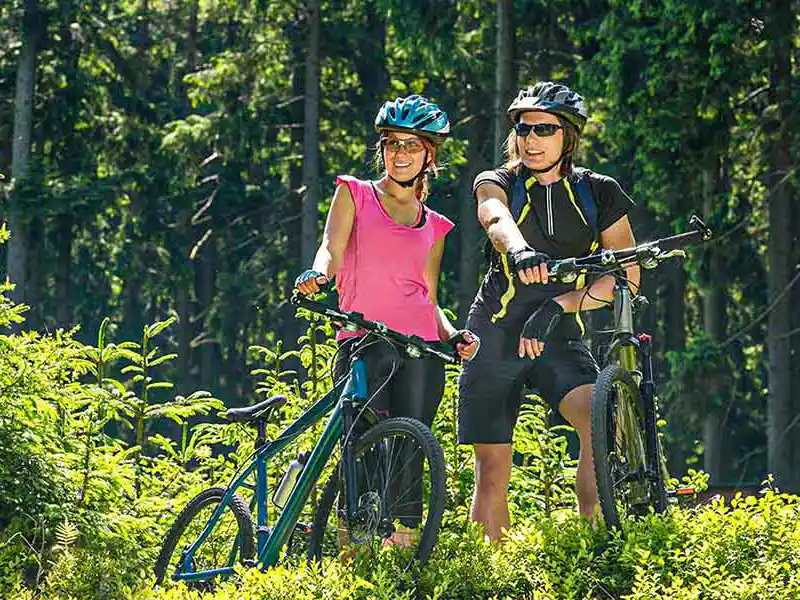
[547,215,714,284]
[290,293,459,364]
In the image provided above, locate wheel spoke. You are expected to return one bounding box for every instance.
[308,418,445,570]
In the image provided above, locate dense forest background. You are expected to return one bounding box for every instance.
[2,0,799,492]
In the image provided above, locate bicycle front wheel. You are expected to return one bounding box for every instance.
[308,417,446,569]
[591,365,665,531]
[154,487,254,588]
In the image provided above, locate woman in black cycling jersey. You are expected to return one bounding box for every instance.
[459,82,640,539]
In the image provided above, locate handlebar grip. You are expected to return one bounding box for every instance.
[655,229,705,253]
[656,215,713,252]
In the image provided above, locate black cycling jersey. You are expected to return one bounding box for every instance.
[474,165,634,336]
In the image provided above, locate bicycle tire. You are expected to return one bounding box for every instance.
[154,486,254,587]
[591,365,664,531]
[307,417,446,568]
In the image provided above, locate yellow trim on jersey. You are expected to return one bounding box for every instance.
[562,178,588,227]
[491,254,516,323]
[516,176,537,225]
[574,272,587,336]
[564,177,601,251]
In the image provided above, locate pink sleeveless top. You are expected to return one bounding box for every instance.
[335,175,454,342]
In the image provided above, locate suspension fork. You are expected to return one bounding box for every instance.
[637,333,660,479]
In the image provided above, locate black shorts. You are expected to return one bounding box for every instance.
[458,301,599,445]
[333,336,445,428]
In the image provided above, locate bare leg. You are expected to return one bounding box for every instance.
[558,384,599,520]
[470,443,513,541]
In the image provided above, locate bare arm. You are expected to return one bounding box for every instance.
[476,182,528,254]
[553,215,641,313]
[311,183,355,278]
[424,237,456,341]
[296,184,355,295]
[424,237,479,360]
[476,182,548,284]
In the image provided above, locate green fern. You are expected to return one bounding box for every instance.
[52,520,79,554]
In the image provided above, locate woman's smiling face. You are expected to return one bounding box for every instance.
[515,111,565,172]
[382,132,429,182]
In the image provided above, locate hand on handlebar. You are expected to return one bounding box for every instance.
[294,269,330,296]
[507,246,550,285]
[447,329,481,361]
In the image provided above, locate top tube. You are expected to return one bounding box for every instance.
[546,215,714,284]
[290,293,459,365]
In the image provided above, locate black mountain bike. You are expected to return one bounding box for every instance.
[547,215,713,530]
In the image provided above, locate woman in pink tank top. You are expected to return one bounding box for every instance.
[295,95,478,545]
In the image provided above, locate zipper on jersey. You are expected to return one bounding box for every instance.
[546,184,554,236]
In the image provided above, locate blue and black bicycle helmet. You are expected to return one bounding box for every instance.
[507,82,588,133]
[375,95,450,143]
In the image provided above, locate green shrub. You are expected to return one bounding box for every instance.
[2,282,798,599]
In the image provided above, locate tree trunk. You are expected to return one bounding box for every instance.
[494,0,515,165]
[55,213,73,328]
[356,0,387,131]
[765,0,795,491]
[7,0,41,307]
[301,0,320,268]
[177,0,199,393]
[197,234,218,393]
[458,90,489,322]
[663,261,686,353]
[701,155,728,483]
[25,216,43,329]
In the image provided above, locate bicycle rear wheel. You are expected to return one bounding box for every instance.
[154,487,254,589]
[307,417,446,570]
[591,365,666,531]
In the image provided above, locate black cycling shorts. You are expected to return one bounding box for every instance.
[333,335,445,528]
[333,336,445,428]
[458,301,599,445]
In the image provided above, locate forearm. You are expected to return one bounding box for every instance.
[485,214,530,254]
[311,243,341,278]
[477,193,529,254]
[434,306,456,341]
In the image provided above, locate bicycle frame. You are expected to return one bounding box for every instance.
[175,356,370,582]
[603,277,668,494]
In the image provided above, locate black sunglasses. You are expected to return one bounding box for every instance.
[514,122,564,138]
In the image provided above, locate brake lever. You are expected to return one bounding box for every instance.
[655,248,687,262]
[548,258,578,284]
[689,215,714,241]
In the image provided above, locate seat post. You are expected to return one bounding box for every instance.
[256,420,267,449]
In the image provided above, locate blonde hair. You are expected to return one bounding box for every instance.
[373,134,439,202]
[503,115,579,177]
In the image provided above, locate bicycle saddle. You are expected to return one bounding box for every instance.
[224,395,287,423]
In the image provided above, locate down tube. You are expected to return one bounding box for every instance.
[178,384,344,581]
[259,404,342,566]
[259,359,368,566]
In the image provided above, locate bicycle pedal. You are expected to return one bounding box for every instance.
[667,486,695,497]
[295,522,313,535]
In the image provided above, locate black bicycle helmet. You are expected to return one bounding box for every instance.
[507,82,588,133]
